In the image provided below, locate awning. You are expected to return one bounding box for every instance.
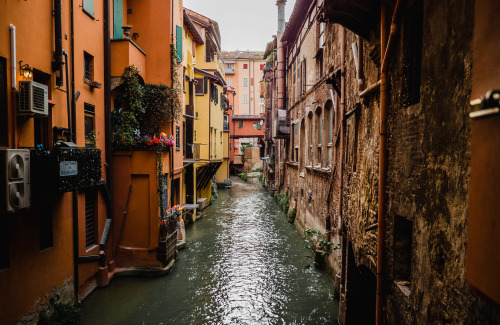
[196,162,222,191]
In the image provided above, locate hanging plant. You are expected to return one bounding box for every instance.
[112,61,183,150]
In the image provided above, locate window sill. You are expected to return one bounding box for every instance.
[305,165,331,175]
[287,161,299,168]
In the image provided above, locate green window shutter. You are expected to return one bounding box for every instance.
[176,25,183,60]
[204,77,208,94]
[257,124,261,130]
[83,0,94,17]
[113,0,123,39]
[239,121,243,128]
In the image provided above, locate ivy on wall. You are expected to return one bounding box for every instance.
[112,47,182,150]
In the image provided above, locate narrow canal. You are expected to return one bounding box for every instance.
[80,177,338,324]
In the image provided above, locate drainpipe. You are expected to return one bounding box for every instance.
[377,1,405,324]
[101,0,113,267]
[54,0,64,86]
[63,51,72,139]
[170,0,175,206]
[70,0,76,143]
[9,24,18,148]
[69,0,79,305]
[339,25,345,252]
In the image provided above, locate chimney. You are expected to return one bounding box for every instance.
[277,0,287,34]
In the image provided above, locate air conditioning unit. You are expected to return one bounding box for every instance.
[18,81,49,116]
[0,149,30,212]
[273,109,290,138]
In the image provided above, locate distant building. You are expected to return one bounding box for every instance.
[222,51,266,171]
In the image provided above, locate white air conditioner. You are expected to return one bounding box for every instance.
[0,149,30,212]
[18,81,49,116]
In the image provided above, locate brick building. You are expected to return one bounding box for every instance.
[264,0,500,323]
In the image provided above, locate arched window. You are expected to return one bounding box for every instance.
[300,118,306,169]
[307,111,313,166]
[315,107,322,166]
[325,100,334,167]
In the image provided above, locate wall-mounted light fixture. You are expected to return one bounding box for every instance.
[19,61,33,80]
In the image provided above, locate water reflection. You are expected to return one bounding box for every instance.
[80,178,338,324]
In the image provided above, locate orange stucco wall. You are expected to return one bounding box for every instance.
[233,118,265,138]
[0,0,109,323]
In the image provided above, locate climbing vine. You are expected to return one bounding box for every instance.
[112,58,183,149]
[157,152,165,220]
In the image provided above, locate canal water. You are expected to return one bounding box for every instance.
[79,177,338,324]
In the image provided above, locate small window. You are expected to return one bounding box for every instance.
[84,103,96,147]
[253,123,258,129]
[195,78,205,95]
[243,95,248,103]
[243,78,248,87]
[238,120,243,128]
[176,126,180,150]
[227,63,233,69]
[227,77,232,86]
[85,191,97,249]
[394,216,413,285]
[243,64,248,70]
[84,52,94,81]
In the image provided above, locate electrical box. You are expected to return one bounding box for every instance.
[0,149,30,212]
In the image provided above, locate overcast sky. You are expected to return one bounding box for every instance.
[183,0,296,52]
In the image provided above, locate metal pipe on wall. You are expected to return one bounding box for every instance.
[54,0,64,86]
[339,25,346,254]
[377,0,405,323]
[63,51,72,140]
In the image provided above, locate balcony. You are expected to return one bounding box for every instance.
[111,38,146,79]
[225,68,235,74]
[185,143,202,160]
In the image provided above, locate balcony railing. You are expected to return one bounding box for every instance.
[225,68,235,74]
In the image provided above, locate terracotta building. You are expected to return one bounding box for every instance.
[222,51,266,156]
[0,0,110,323]
[265,0,500,323]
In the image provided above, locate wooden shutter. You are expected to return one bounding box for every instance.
[113,0,123,39]
[204,77,208,94]
[176,25,183,60]
[83,0,94,17]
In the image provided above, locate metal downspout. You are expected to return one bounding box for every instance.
[63,51,72,140]
[339,25,345,259]
[170,0,175,206]
[69,0,79,305]
[377,0,405,324]
[100,0,113,267]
